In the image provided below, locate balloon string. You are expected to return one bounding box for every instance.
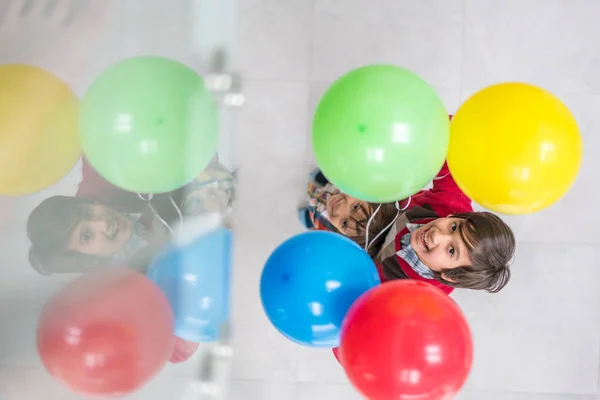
[364,197,411,252]
[137,193,177,237]
[169,195,184,234]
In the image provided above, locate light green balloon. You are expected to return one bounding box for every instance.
[80,56,219,194]
[312,65,449,202]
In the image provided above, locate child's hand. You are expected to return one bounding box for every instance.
[169,336,200,364]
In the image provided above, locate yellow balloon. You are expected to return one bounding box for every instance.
[448,83,582,215]
[0,64,80,196]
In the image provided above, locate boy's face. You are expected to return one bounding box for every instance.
[67,204,133,258]
[183,186,230,215]
[326,192,370,235]
[410,217,472,273]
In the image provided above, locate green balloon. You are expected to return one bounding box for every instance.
[312,65,449,202]
[80,56,219,194]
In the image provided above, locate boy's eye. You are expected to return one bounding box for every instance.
[341,220,348,228]
[352,203,360,211]
[451,222,457,232]
[448,246,455,256]
[81,230,93,244]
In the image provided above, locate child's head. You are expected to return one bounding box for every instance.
[326,192,398,237]
[28,196,134,258]
[340,199,516,293]
[27,196,136,274]
[408,212,515,293]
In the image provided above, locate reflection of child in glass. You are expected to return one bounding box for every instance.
[298,161,515,295]
[27,156,234,364]
[27,155,234,275]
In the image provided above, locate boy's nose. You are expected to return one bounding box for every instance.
[89,218,108,234]
[340,201,352,216]
[432,230,451,246]
[344,203,353,215]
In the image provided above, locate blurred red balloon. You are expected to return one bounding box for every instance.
[37,267,174,397]
[340,281,472,400]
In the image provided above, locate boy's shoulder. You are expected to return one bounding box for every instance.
[408,191,473,216]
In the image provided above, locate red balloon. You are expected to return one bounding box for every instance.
[37,267,174,397]
[340,281,472,400]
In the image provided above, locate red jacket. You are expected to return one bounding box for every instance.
[375,114,470,295]
[377,161,473,295]
[76,158,140,205]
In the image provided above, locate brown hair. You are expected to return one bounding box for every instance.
[27,196,101,274]
[435,211,514,293]
[346,206,515,293]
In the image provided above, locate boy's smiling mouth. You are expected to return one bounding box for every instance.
[420,227,431,251]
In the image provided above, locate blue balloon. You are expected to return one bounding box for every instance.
[260,231,380,348]
[147,228,232,343]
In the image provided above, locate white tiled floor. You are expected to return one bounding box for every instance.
[453,243,600,394]
[2,0,600,399]
[240,0,313,81]
[461,0,600,94]
[310,0,464,88]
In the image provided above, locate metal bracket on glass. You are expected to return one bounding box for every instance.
[204,48,245,108]
[189,322,234,400]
